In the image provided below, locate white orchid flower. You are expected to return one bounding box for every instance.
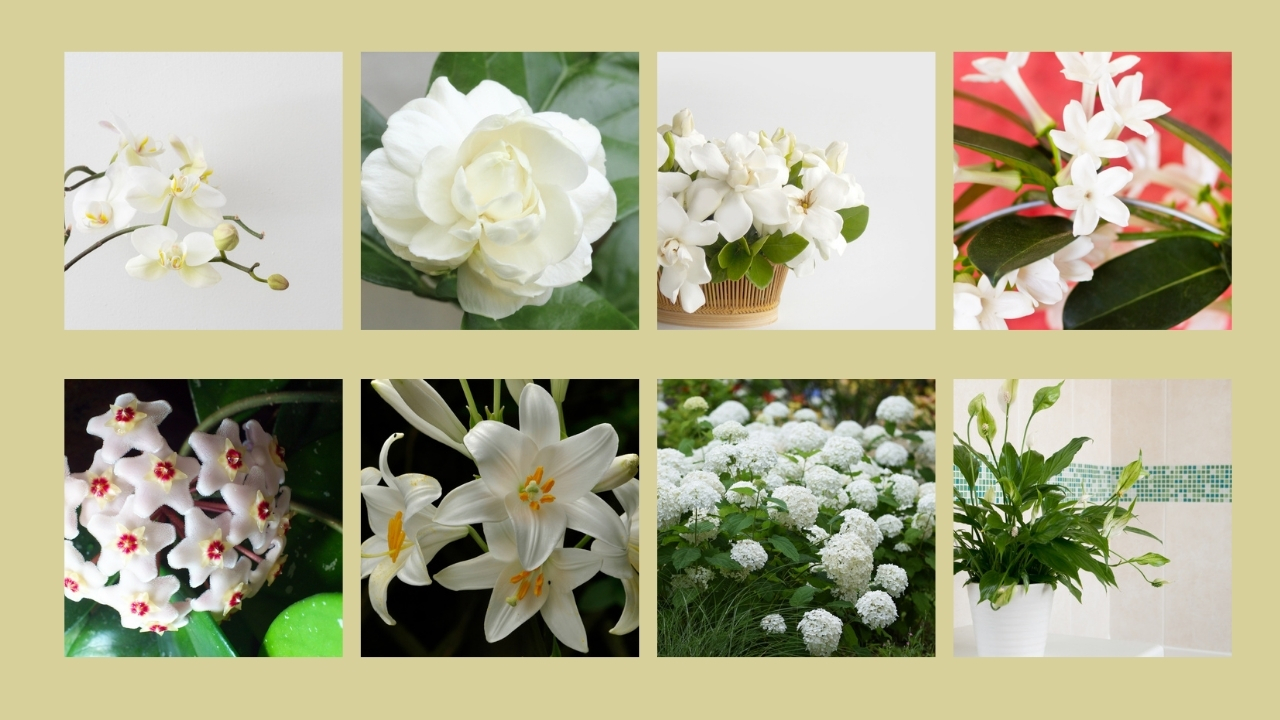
[954,276,1034,330]
[100,116,164,168]
[657,197,719,313]
[435,382,625,571]
[591,478,639,635]
[1049,100,1128,170]
[686,133,790,241]
[962,52,1056,135]
[1052,159,1133,236]
[361,434,469,625]
[71,163,137,231]
[124,226,222,287]
[1100,72,1170,138]
[434,519,602,652]
[372,379,471,458]
[999,256,1063,307]
[125,159,227,228]
[1054,52,1140,117]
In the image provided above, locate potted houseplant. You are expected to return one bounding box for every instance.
[656,110,869,327]
[952,380,1169,656]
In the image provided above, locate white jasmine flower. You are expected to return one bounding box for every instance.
[1123,133,1163,197]
[124,226,222,287]
[873,564,909,598]
[657,197,720,313]
[1053,236,1096,289]
[729,539,768,572]
[889,474,920,510]
[874,442,909,468]
[819,532,874,602]
[686,133,790,241]
[1049,100,1128,169]
[760,613,787,634]
[769,485,820,528]
[707,400,750,426]
[855,590,899,629]
[1100,72,1170,138]
[712,421,749,444]
[954,275,1035,330]
[1001,256,1064,308]
[962,53,1055,135]
[1161,143,1221,201]
[1055,52,1141,117]
[876,514,904,539]
[798,608,843,657]
[834,420,864,438]
[1053,159,1133,236]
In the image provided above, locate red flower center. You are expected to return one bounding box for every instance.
[115,407,136,423]
[206,540,225,562]
[256,501,271,521]
[274,444,286,462]
[130,600,150,617]
[117,533,139,554]
[153,461,176,481]
[228,591,244,608]
[225,449,243,469]
[90,477,111,497]
[147,624,168,634]
[64,577,80,593]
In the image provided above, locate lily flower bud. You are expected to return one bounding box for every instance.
[592,454,639,493]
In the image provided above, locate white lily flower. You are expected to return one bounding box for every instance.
[657,197,719,313]
[962,52,1056,135]
[124,226,222,287]
[505,380,534,403]
[71,163,137,231]
[1055,52,1140,117]
[372,379,471,458]
[435,382,625,571]
[1053,236,1096,289]
[592,454,639,493]
[999,256,1063,307]
[435,520,603,652]
[591,478,639,635]
[1100,72,1170,138]
[686,133,789,241]
[100,116,164,168]
[954,276,1034,330]
[1049,100,1128,169]
[361,433,469,625]
[1052,160,1133,236]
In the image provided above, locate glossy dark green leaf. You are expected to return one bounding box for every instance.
[760,232,808,264]
[1031,381,1064,415]
[1062,237,1231,330]
[66,603,163,657]
[1152,115,1231,179]
[954,125,1056,190]
[967,215,1075,282]
[272,381,343,453]
[360,96,386,163]
[953,443,979,491]
[584,212,638,326]
[719,239,752,281]
[262,593,343,657]
[1042,437,1091,479]
[361,207,439,298]
[747,255,773,289]
[188,380,290,424]
[159,610,237,657]
[282,431,342,517]
[839,205,870,242]
[460,283,637,330]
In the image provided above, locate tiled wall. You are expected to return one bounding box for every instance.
[951,379,1232,654]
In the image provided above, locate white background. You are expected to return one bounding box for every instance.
[64,53,343,330]
[657,53,935,330]
[361,52,465,330]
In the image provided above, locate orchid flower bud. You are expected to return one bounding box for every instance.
[213,222,239,252]
[267,274,289,291]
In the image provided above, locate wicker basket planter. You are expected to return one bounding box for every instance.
[657,265,789,328]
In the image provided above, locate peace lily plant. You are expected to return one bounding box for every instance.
[657,110,870,313]
[953,380,1169,614]
[953,52,1231,330]
[64,118,290,290]
[362,379,639,654]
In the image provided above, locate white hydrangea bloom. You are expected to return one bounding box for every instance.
[804,465,848,507]
[683,396,709,412]
[860,425,889,449]
[889,474,919,510]
[872,564,909,598]
[761,472,788,490]
[657,480,682,529]
[917,482,936,499]
[876,396,916,425]
[670,565,714,591]
[837,508,884,549]
[912,507,936,537]
[876,514,904,539]
[798,608,843,657]
[730,539,768,572]
[657,465,683,486]
[746,423,781,447]
[726,481,761,508]
[658,448,694,475]
[784,421,829,455]
[917,493,936,515]
[763,401,791,421]
[818,435,864,471]
[712,420,749,443]
[819,531,874,602]
[769,485,820,528]
[704,441,778,478]
[804,525,830,546]
[914,435,936,467]
[856,590,898,629]
[773,456,803,481]
[707,400,750,426]
[846,478,879,512]
[793,408,819,422]
[677,477,723,514]
[852,460,888,479]
[679,512,720,543]
[834,420,864,438]
[874,442,909,468]
[760,613,787,634]
[893,542,911,552]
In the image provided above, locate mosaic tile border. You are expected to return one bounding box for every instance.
[952,462,1232,503]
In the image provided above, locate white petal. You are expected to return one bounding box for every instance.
[178,263,221,288]
[714,191,752,241]
[519,383,560,451]
[466,420,537,498]
[505,492,567,571]
[434,552,507,591]
[433,479,507,526]
[125,255,167,280]
[564,493,627,548]
[533,424,619,503]
[362,148,424,220]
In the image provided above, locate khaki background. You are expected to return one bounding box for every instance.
[15,0,1268,716]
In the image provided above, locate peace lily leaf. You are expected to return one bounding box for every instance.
[1123,526,1163,543]
[188,379,289,424]
[1042,437,1091,479]
[360,96,386,163]
[967,215,1075,282]
[954,125,1056,190]
[1129,552,1170,567]
[461,283,637,330]
[1031,381,1065,415]
[747,254,774,289]
[584,212,638,326]
[760,233,809,265]
[1152,115,1231,179]
[1062,237,1231,330]
[838,205,870,242]
[262,593,343,657]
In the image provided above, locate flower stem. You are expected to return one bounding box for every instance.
[459,380,482,428]
[161,196,174,226]
[64,165,97,182]
[64,168,105,192]
[467,525,489,553]
[64,224,152,271]
[237,546,266,564]
[222,215,265,239]
[291,499,343,534]
[195,500,229,512]
[573,534,594,549]
[209,252,270,283]
[178,390,342,455]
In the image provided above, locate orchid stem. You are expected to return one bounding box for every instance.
[291,500,343,534]
[467,525,489,553]
[222,215,265,239]
[210,252,269,283]
[64,224,152,271]
[161,196,174,226]
[178,390,342,455]
[64,169,105,192]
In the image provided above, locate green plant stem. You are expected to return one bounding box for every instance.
[65,165,97,181]
[64,168,105,192]
[222,215,265,239]
[209,252,269,283]
[291,499,343,534]
[555,397,568,440]
[161,196,174,226]
[1117,230,1224,242]
[1048,135,1062,173]
[178,390,342,455]
[1020,412,1035,455]
[459,380,480,427]
[467,525,489,553]
[574,534,595,549]
[64,224,151,271]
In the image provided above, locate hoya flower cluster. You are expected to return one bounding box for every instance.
[64,119,288,290]
[362,380,638,653]
[657,109,869,312]
[64,393,294,635]
[658,386,936,656]
[954,52,1232,330]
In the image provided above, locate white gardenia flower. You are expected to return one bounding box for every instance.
[71,163,137,232]
[659,108,708,174]
[962,52,1056,135]
[1001,256,1064,308]
[1052,160,1133,236]
[1049,100,1128,170]
[124,226,222,287]
[361,77,617,320]
[657,197,719,313]
[1100,72,1170,138]
[954,276,1035,330]
[686,133,789,241]
[771,165,854,261]
[1055,52,1140,116]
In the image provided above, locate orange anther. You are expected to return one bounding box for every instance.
[526,467,544,485]
[541,478,555,493]
[517,578,531,600]
[534,573,544,597]
[530,501,540,511]
[541,495,556,504]
[387,511,407,563]
[519,493,530,502]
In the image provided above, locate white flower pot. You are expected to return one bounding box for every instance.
[967,582,1055,657]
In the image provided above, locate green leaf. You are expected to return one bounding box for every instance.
[1152,115,1231,179]
[760,232,809,264]
[1063,236,1231,330]
[747,254,774,289]
[360,207,439,298]
[789,585,816,607]
[1042,437,1091,479]
[967,215,1076,282]
[188,379,290,424]
[720,512,754,537]
[282,432,342,517]
[954,89,1035,134]
[1123,526,1163,543]
[461,284,637,330]
[67,604,163,657]
[160,610,238,657]
[360,96,386,163]
[262,593,343,657]
[838,205,870,242]
[1031,381,1065,416]
[272,380,343,453]
[583,212,638,326]
[672,546,701,570]
[770,535,800,562]
[954,125,1056,190]
[717,239,752,281]
[705,552,742,571]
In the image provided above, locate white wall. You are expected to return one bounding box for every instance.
[64,53,343,330]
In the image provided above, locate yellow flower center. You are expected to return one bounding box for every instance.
[517,467,556,511]
[505,567,546,606]
[386,511,407,563]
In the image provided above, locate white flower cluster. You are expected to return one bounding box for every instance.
[818,435,864,472]
[818,531,875,602]
[874,442,909,468]
[707,400,750,426]
[783,421,831,455]
[855,590,899,630]
[769,485,821,529]
[760,613,787,634]
[670,565,715,591]
[730,539,769,572]
[712,420,749,443]
[804,465,849,509]
[797,608,844,657]
[872,564,909,598]
[704,441,779,478]
[876,396,916,425]
[64,393,295,635]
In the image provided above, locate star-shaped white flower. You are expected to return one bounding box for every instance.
[1160,142,1221,202]
[435,520,603,652]
[221,467,277,551]
[1100,72,1170,138]
[168,509,239,586]
[657,197,719,313]
[85,393,172,463]
[99,573,190,634]
[962,52,1056,135]
[114,446,198,517]
[247,537,289,598]
[191,563,253,618]
[954,276,1035,330]
[65,459,87,540]
[1052,159,1133,236]
[125,226,222,287]
[189,419,251,496]
[1123,132,1163,197]
[1053,236,1096,288]
[242,420,288,493]
[86,496,177,581]
[590,478,639,635]
[75,450,134,527]
[1055,52,1140,115]
[64,540,107,602]
[1049,101,1128,169]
